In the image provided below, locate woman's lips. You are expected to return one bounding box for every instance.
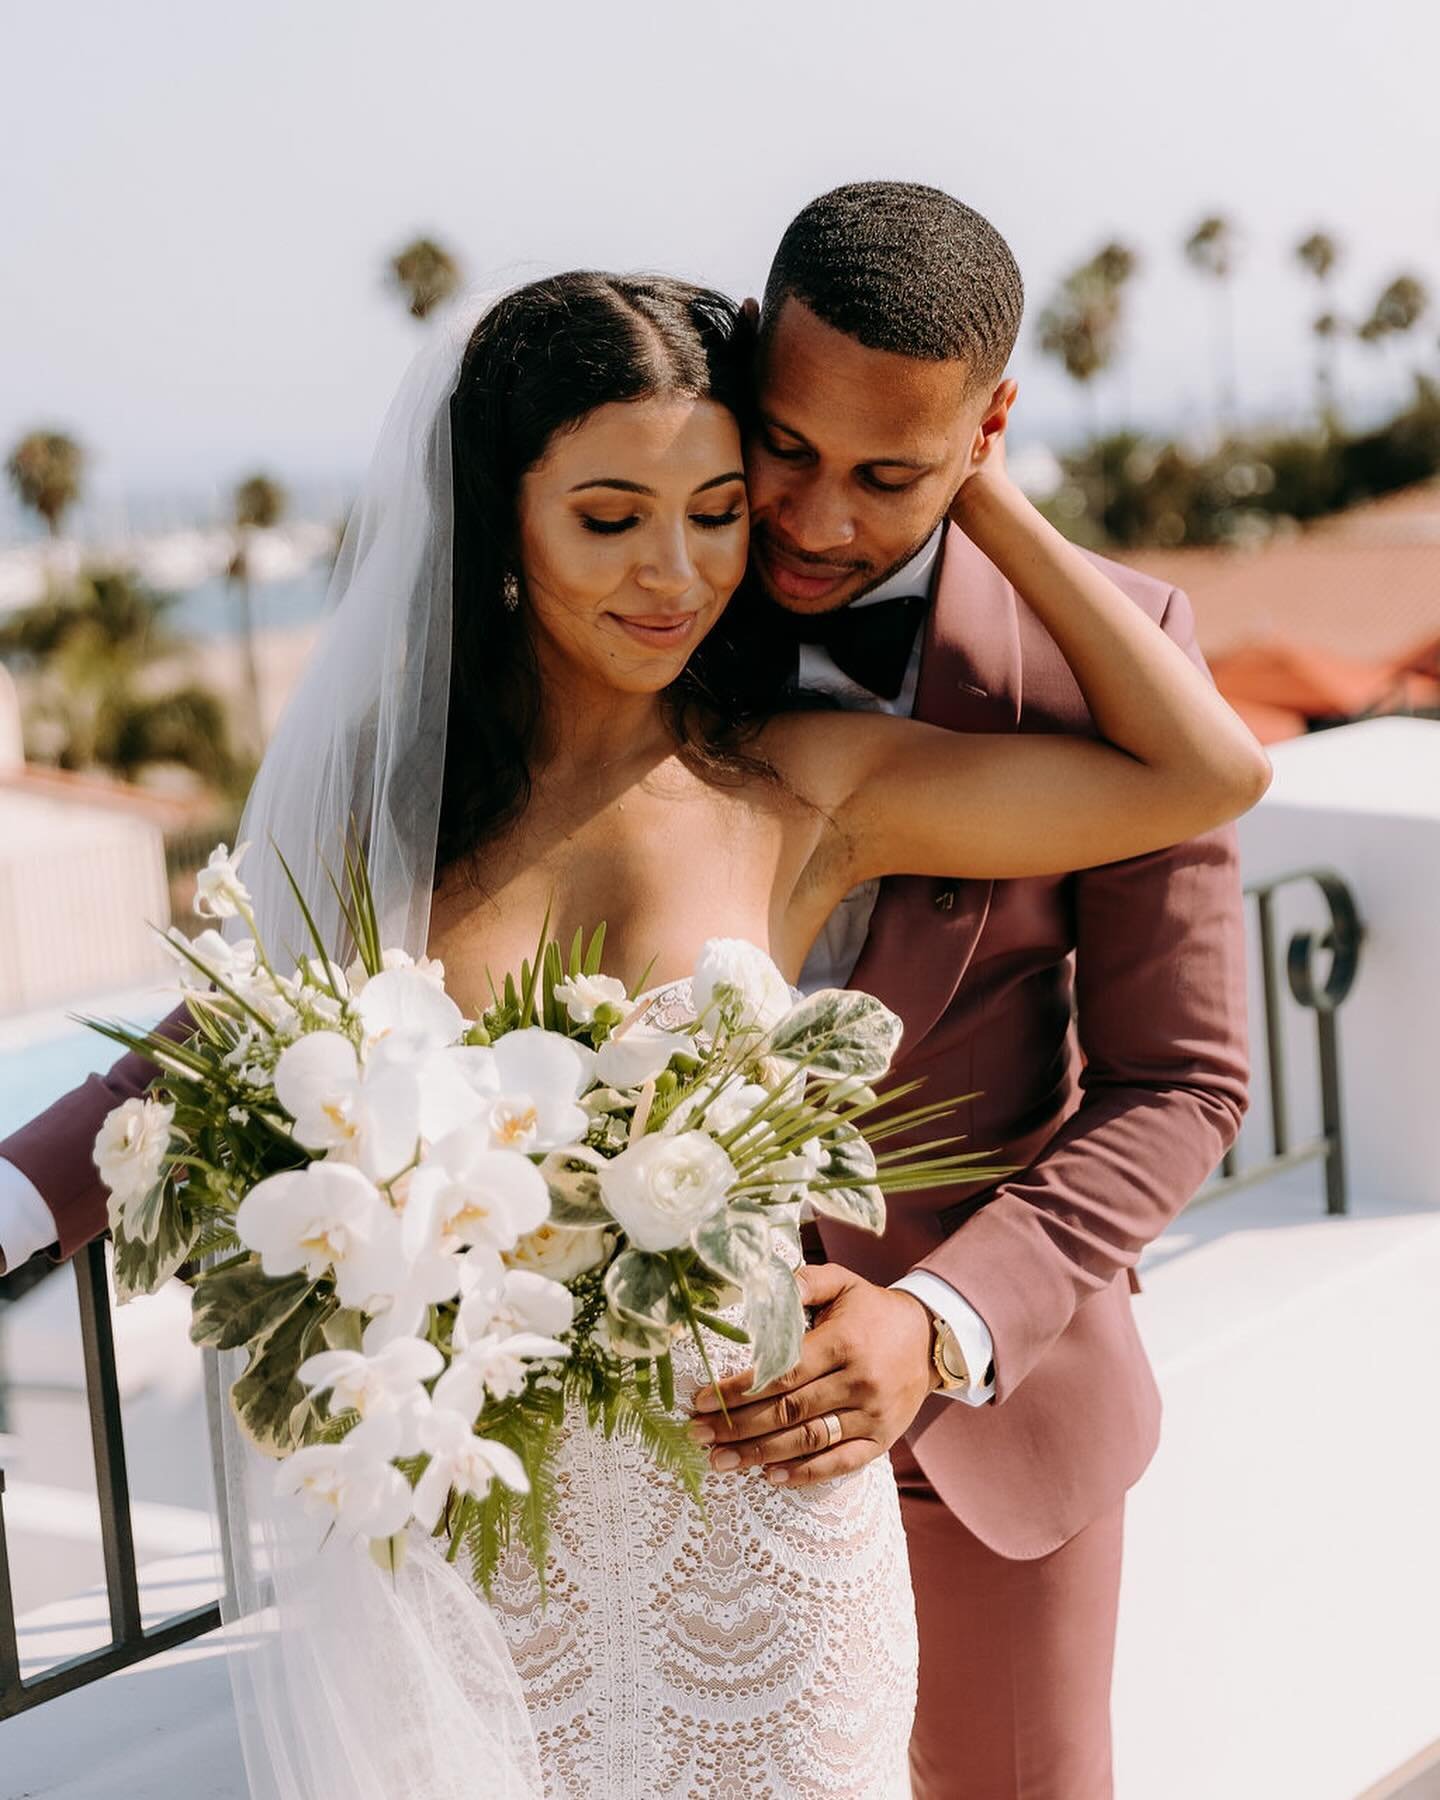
[757,537,856,603]
[610,612,698,650]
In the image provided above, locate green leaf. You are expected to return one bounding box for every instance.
[743,1253,805,1393]
[807,1130,886,1234]
[766,988,903,1080]
[539,1151,611,1226]
[690,1207,771,1287]
[228,1293,328,1456]
[190,1260,314,1352]
[604,1248,684,1333]
[112,1180,199,1303]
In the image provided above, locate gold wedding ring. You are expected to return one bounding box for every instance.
[820,1411,843,1449]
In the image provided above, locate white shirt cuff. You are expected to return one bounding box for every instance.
[891,1270,996,1406]
[0,1157,61,1273]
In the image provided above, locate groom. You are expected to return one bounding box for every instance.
[689,182,1248,1798]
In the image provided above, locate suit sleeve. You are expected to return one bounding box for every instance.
[913,585,1251,1400]
[0,1003,193,1262]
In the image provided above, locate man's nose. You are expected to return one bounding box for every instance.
[776,474,856,555]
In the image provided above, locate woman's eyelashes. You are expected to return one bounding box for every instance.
[579,506,744,536]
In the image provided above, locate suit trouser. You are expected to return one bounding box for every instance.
[889,1437,1125,1800]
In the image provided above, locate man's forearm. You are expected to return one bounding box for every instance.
[915,1070,1244,1401]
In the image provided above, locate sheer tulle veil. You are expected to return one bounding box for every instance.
[215,290,545,1798]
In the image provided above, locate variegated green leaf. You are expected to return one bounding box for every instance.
[808,1131,886,1234]
[766,989,902,1080]
[604,1247,683,1332]
[111,1180,198,1303]
[539,1151,611,1227]
[228,1293,327,1456]
[743,1253,805,1392]
[691,1207,770,1287]
[190,1261,314,1352]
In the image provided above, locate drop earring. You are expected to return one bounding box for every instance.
[502,570,521,612]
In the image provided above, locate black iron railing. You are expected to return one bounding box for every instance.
[1194,867,1364,1214]
[0,1239,223,1721]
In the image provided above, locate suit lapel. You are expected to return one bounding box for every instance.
[848,523,1023,1054]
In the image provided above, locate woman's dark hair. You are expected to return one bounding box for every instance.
[437,271,790,880]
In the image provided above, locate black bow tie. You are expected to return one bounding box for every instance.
[790,593,928,701]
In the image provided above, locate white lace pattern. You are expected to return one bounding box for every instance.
[484,982,918,1799]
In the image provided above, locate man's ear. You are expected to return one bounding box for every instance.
[741,296,760,327]
[971,378,1018,465]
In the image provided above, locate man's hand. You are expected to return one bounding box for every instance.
[689,1263,937,1488]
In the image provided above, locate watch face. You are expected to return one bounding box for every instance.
[937,1329,968,1386]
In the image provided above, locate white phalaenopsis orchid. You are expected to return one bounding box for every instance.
[401,1124,550,1260]
[452,1029,595,1154]
[344,946,448,997]
[352,965,465,1052]
[595,1020,689,1089]
[193,841,253,921]
[272,1030,435,1182]
[456,1258,575,1349]
[235,1161,398,1307]
[357,1246,466,1354]
[551,970,627,1024]
[276,1413,414,1538]
[411,1409,529,1532]
[298,1337,443,1454]
[165,926,259,991]
[692,938,793,1033]
[435,1329,570,1412]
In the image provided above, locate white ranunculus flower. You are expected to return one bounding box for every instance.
[193,841,252,921]
[504,1220,613,1285]
[598,1131,737,1252]
[94,1097,175,1225]
[410,1411,528,1531]
[594,1021,688,1090]
[235,1161,398,1307]
[552,971,628,1024]
[451,1029,596,1154]
[692,938,794,1033]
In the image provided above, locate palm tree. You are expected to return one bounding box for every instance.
[1037,242,1139,442]
[1183,214,1242,427]
[388,236,463,321]
[226,473,287,752]
[1294,230,1343,422]
[1358,274,1432,401]
[6,430,85,536]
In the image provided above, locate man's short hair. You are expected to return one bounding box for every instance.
[762,181,1024,384]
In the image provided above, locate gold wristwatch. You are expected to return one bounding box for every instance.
[928,1313,973,1393]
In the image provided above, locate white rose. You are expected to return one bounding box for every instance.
[598,1131,736,1252]
[193,841,252,921]
[504,1220,614,1284]
[692,939,793,1033]
[552,971,628,1025]
[94,1097,175,1226]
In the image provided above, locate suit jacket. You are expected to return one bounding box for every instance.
[5,524,1248,1558]
[817,522,1249,1557]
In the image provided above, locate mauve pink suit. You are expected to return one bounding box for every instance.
[2,524,1249,1797]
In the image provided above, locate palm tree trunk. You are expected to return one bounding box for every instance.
[233,565,264,752]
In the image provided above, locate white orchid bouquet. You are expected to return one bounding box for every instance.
[88,841,992,1589]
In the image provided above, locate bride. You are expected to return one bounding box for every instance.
[225,271,1267,1799]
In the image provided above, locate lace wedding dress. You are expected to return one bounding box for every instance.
[484,980,919,1800]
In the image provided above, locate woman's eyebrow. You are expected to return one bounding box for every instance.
[693,471,745,494]
[568,471,744,497]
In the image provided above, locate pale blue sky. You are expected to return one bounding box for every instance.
[3,0,1436,513]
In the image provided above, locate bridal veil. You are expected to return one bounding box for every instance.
[215,291,545,1798]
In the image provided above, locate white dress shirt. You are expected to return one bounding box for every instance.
[795,529,996,1405]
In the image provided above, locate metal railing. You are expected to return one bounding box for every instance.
[1194,867,1364,1214]
[0,1239,223,1721]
